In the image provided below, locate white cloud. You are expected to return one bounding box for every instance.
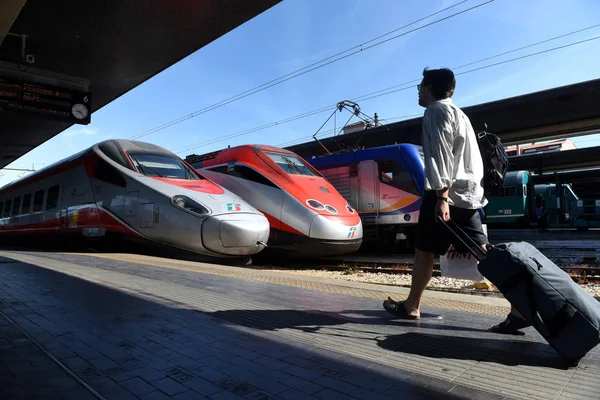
[62,127,98,137]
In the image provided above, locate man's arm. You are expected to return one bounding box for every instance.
[422,105,455,199]
[436,187,450,200]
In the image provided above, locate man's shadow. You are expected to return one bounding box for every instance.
[377,332,573,369]
[207,308,573,369]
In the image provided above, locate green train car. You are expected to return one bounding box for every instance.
[482,170,580,227]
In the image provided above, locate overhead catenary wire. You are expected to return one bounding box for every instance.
[351,22,600,102]
[274,114,423,148]
[129,0,495,141]
[172,28,600,155]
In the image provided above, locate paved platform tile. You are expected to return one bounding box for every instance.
[1,251,600,400]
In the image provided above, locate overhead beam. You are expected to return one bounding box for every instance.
[501,117,600,145]
[0,144,34,153]
[286,78,600,159]
[0,0,26,47]
[531,169,600,185]
[507,147,600,173]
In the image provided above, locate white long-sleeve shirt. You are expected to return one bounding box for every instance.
[421,98,488,209]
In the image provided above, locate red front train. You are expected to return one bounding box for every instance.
[186,145,363,258]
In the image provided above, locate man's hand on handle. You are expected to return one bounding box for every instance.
[436,197,450,222]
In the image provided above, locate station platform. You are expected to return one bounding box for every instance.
[0,251,598,400]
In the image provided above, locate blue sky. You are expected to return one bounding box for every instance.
[2,0,600,185]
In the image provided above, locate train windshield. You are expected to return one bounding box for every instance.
[379,159,420,196]
[265,152,318,176]
[128,153,202,180]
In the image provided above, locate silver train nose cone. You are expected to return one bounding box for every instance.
[201,213,270,256]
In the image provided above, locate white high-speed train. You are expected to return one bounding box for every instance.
[0,139,270,259]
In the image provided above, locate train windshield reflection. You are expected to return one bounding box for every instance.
[265,152,317,176]
[379,159,420,196]
[128,153,202,179]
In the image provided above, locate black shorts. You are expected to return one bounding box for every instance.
[415,191,488,256]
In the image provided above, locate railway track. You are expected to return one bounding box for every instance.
[255,261,600,284]
[254,242,600,284]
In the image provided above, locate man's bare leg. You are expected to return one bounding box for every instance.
[402,248,435,317]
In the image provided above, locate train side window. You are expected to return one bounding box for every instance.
[503,186,516,197]
[236,166,277,188]
[93,158,126,187]
[205,165,228,174]
[21,193,31,214]
[46,185,60,210]
[11,197,21,216]
[378,159,420,196]
[4,200,12,217]
[206,165,277,188]
[21,194,32,214]
[33,190,45,212]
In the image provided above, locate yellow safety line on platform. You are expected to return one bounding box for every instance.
[71,253,511,317]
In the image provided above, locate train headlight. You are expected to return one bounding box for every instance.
[346,204,355,214]
[306,199,325,210]
[170,195,210,216]
[325,205,338,214]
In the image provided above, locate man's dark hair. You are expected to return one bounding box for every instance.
[422,68,456,100]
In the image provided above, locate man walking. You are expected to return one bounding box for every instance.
[383,68,530,334]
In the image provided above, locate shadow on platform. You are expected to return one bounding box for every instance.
[377,332,572,370]
[207,309,573,370]
[208,308,495,334]
[0,256,478,400]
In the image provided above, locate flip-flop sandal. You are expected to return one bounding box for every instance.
[383,299,419,320]
[490,313,532,334]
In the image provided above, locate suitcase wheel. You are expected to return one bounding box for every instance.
[566,357,581,368]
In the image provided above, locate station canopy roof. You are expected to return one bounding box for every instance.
[286,78,600,159]
[0,0,281,169]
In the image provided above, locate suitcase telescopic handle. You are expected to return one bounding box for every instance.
[437,216,487,262]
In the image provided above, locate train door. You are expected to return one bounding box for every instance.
[358,160,379,220]
[59,171,72,232]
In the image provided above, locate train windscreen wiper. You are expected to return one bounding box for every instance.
[281,156,303,175]
[134,160,167,178]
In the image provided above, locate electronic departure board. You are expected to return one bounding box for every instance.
[0,77,91,124]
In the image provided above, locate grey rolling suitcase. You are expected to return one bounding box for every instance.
[439,217,600,366]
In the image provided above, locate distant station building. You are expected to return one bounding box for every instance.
[505,139,577,156]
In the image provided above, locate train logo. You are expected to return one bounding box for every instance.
[348,226,357,239]
[227,203,242,211]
